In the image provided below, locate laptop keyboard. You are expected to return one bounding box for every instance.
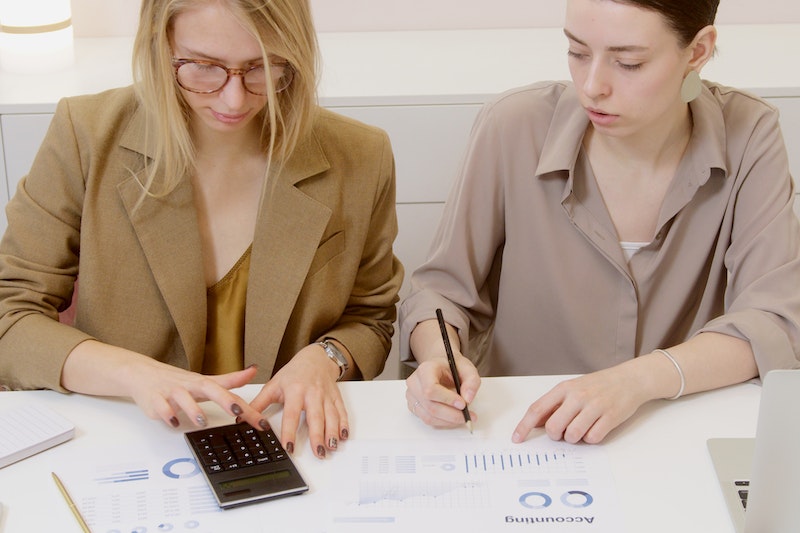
[735,480,750,509]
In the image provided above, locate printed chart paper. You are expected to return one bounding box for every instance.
[55,441,226,532]
[328,438,622,532]
[53,440,319,533]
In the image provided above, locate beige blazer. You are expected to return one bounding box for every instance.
[0,86,403,391]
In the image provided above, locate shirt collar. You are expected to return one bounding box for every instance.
[533,82,730,184]
[535,84,587,177]
[683,82,729,185]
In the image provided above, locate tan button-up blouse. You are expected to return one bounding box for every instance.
[399,81,800,377]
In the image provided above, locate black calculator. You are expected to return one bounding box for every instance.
[184,421,308,508]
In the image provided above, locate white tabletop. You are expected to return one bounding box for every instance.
[0,375,760,532]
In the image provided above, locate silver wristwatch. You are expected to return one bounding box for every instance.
[317,340,348,381]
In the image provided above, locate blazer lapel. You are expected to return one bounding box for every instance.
[245,131,331,372]
[114,106,333,374]
[117,111,207,370]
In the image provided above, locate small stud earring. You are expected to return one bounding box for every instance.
[680,70,702,103]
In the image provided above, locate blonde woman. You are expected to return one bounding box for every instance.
[0,0,402,459]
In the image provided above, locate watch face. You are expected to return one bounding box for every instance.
[322,341,348,379]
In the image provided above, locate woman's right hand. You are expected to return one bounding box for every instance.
[61,340,268,430]
[405,352,481,428]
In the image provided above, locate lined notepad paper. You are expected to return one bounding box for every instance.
[0,404,75,468]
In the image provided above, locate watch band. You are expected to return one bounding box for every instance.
[317,340,348,381]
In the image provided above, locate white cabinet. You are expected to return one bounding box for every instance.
[330,105,480,203]
[1,114,55,204]
[773,98,800,188]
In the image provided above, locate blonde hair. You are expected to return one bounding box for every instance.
[132,0,319,196]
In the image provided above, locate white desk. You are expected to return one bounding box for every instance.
[0,376,760,532]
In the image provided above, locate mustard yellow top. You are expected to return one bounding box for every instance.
[203,246,251,375]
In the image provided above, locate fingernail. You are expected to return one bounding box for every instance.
[259,419,270,431]
[286,442,294,454]
[512,432,521,443]
[231,403,243,416]
[196,414,207,427]
[169,417,179,428]
[246,363,258,370]
[328,437,338,449]
[340,428,349,440]
[235,416,242,424]
[317,445,326,458]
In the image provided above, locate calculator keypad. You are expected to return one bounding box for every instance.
[190,424,288,474]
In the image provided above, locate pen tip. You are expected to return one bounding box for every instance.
[466,420,474,434]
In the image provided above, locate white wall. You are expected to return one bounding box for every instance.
[70,0,800,37]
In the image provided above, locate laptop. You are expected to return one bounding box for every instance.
[707,369,800,533]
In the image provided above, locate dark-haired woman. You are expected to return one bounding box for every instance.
[400,0,800,444]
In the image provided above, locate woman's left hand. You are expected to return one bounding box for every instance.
[511,364,652,445]
[249,344,348,459]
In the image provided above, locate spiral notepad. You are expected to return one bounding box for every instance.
[0,403,75,469]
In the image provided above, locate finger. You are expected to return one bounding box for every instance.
[170,387,210,427]
[406,389,419,414]
[279,390,304,456]
[512,394,562,443]
[406,371,470,428]
[150,394,180,428]
[415,396,470,428]
[249,380,283,414]
[324,397,342,451]
[559,406,603,444]
[454,358,481,404]
[302,390,327,458]
[233,402,271,433]
[335,394,350,441]
[581,415,614,445]
[188,376,269,431]
[196,378,267,427]
[418,367,469,411]
[211,364,259,388]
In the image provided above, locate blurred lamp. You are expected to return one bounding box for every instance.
[0,0,74,72]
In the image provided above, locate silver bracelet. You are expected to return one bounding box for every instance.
[654,349,685,400]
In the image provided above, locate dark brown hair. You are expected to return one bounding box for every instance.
[613,0,719,46]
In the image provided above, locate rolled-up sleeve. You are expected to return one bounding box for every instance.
[698,105,800,375]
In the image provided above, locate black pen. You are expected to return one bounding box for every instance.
[435,308,473,433]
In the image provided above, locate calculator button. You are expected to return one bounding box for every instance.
[188,423,291,475]
[200,455,219,467]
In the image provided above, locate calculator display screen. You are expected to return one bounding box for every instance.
[220,469,292,491]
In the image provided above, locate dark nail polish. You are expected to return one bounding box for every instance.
[286,442,294,454]
[259,419,270,431]
[231,403,243,416]
[340,428,349,440]
[235,416,242,424]
[328,437,338,449]
[317,445,326,458]
[169,417,179,428]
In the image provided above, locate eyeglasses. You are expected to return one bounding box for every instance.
[172,58,294,95]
